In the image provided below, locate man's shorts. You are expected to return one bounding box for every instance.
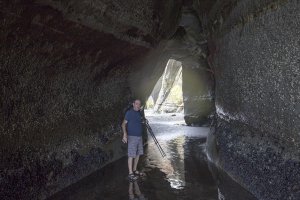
[128,135,143,158]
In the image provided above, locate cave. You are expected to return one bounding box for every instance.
[0,0,299,200]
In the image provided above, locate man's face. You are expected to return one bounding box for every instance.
[132,100,141,111]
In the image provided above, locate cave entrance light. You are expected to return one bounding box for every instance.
[145,59,184,114]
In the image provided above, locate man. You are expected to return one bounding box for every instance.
[122,99,144,181]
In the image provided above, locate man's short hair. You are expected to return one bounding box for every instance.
[132,98,141,103]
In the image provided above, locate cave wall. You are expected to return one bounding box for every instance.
[0,0,182,199]
[207,0,300,199]
[159,7,215,125]
[182,63,214,126]
[2,0,299,199]
[153,59,182,113]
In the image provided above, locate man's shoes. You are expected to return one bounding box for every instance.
[128,173,138,181]
[133,170,146,177]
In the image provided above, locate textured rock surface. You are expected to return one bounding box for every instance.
[1,0,299,199]
[0,0,181,199]
[35,0,182,47]
[154,6,215,125]
[207,0,300,199]
[153,59,183,113]
[182,65,214,126]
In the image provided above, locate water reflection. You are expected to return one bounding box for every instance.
[128,180,147,200]
[218,188,226,200]
[144,130,218,199]
[48,112,258,200]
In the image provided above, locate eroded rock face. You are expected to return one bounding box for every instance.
[1,0,299,199]
[153,59,183,113]
[154,7,215,125]
[35,0,182,47]
[182,64,214,126]
[207,0,300,199]
[0,0,181,199]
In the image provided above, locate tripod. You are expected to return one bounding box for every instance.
[144,119,166,158]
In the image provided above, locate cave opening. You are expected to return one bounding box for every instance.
[145,59,183,114]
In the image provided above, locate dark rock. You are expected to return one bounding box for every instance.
[1,0,299,199]
[0,0,182,199]
[207,0,300,199]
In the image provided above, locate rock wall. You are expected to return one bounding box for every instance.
[0,0,182,199]
[2,0,299,199]
[153,59,183,113]
[182,64,214,126]
[207,0,300,199]
[156,7,215,125]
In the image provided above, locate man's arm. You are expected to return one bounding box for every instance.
[121,119,128,143]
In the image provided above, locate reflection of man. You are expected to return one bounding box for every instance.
[122,99,144,181]
[129,180,146,200]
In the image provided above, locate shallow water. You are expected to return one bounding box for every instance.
[49,111,257,200]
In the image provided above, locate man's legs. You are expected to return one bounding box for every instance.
[128,156,139,174]
[128,135,136,175]
[133,136,143,172]
[128,157,134,174]
[133,155,139,172]
[128,136,143,176]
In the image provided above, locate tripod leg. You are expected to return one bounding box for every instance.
[145,122,166,157]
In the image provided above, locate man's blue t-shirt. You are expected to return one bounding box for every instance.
[125,108,142,136]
